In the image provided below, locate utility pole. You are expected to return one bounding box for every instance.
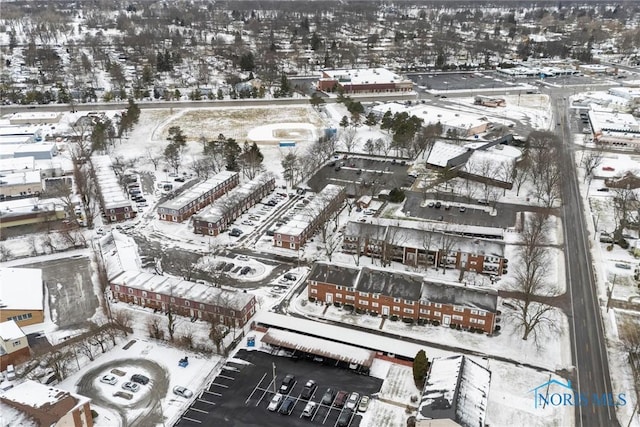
[272,362,277,393]
[606,275,617,312]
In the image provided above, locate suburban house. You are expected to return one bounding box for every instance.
[1,380,93,427]
[307,262,499,334]
[0,320,30,370]
[192,173,276,235]
[157,171,239,222]
[92,155,136,223]
[317,68,414,94]
[109,270,257,328]
[0,267,45,327]
[273,184,346,250]
[416,355,491,427]
[342,221,508,276]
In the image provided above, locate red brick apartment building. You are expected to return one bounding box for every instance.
[317,68,414,94]
[158,171,239,222]
[92,155,136,223]
[343,221,508,275]
[109,270,256,328]
[273,184,346,250]
[193,173,275,235]
[307,262,498,334]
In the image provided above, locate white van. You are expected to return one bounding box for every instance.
[6,364,16,381]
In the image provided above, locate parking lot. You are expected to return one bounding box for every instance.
[307,157,414,196]
[175,350,382,427]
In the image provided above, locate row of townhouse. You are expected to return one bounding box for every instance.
[342,221,508,275]
[193,173,276,235]
[273,184,346,250]
[92,155,136,223]
[157,171,239,222]
[109,270,256,328]
[307,262,498,334]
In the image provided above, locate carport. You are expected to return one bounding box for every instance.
[261,328,375,373]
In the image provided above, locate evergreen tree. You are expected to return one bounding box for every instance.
[412,350,429,386]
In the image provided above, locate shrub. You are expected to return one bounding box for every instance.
[494,325,501,332]
[456,324,462,330]
[388,187,406,203]
[333,302,341,307]
[432,320,440,326]
[308,297,316,303]
[618,238,630,249]
[390,315,399,321]
[449,323,457,329]
[417,318,425,326]
[344,304,354,312]
[91,410,99,420]
[355,308,365,314]
[370,311,379,317]
[402,317,415,324]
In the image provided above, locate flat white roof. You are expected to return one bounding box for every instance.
[0,126,42,136]
[0,267,43,311]
[589,109,639,133]
[426,141,469,168]
[274,184,344,237]
[0,320,25,341]
[0,135,34,145]
[9,112,60,121]
[92,155,133,210]
[0,156,35,172]
[0,170,41,187]
[158,171,238,212]
[321,68,411,85]
[0,197,63,216]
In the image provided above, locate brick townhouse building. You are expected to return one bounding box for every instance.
[193,173,276,235]
[158,171,239,222]
[92,155,136,223]
[109,270,256,328]
[273,184,346,250]
[307,262,498,334]
[343,221,508,275]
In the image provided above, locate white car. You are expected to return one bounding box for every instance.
[96,227,105,235]
[346,392,360,410]
[302,401,318,418]
[122,382,140,393]
[237,255,249,261]
[173,386,193,398]
[241,220,254,226]
[267,393,283,411]
[100,374,118,385]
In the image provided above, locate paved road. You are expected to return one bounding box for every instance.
[554,94,620,427]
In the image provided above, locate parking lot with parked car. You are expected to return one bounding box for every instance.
[175,350,382,427]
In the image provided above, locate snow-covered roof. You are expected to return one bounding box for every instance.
[358,267,423,300]
[0,156,35,172]
[0,402,36,427]
[422,281,498,313]
[321,68,411,85]
[0,267,43,311]
[462,150,516,183]
[274,184,344,237]
[0,197,64,220]
[417,355,491,427]
[0,135,34,145]
[308,262,360,287]
[99,230,141,279]
[0,125,43,137]
[158,171,239,212]
[0,320,26,341]
[354,218,505,240]
[0,144,57,159]
[261,328,376,367]
[0,170,41,187]
[8,112,61,123]
[426,141,469,168]
[589,109,639,133]
[110,270,254,311]
[91,155,134,210]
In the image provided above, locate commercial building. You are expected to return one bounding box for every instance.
[0,170,42,199]
[0,197,66,231]
[157,171,239,222]
[193,173,275,235]
[0,268,45,327]
[0,143,58,160]
[92,155,136,223]
[1,380,93,427]
[589,109,640,148]
[8,112,61,125]
[0,320,30,371]
[416,355,491,427]
[273,184,346,250]
[307,262,498,334]
[317,68,414,94]
[343,221,508,275]
[109,270,256,328]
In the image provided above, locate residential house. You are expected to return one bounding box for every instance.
[273,184,346,250]
[307,262,498,334]
[192,173,275,235]
[0,267,45,327]
[157,171,239,222]
[0,320,30,370]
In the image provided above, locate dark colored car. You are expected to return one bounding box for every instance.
[301,379,317,400]
[279,374,296,394]
[278,396,296,415]
[240,266,251,275]
[284,273,297,281]
[174,177,186,182]
[230,228,242,237]
[223,263,234,272]
[321,388,335,405]
[337,408,354,426]
[334,391,348,408]
[131,374,150,385]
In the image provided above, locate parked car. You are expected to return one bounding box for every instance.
[279,374,296,394]
[435,201,442,209]
[174,177,186,182]
[358,395,370,412]
[113,391,133,400]
[427,201,435,207]
[223,263,235,272]
[337,408,354,427]
[278,278,290,285]
[100,374,118,385]
[267,393,283,411]
[240,266,251,275]
[334,391,348,408]
[6,365,15,381]
[284,273,297,281]
[597,188,609,192]
[321,388,335,405]
[266,229,275,236]
[459,206,467,212]
[237,255,249,261]
[302,401,318,418]
[173,386,193,398]
[131,374,150,385]
[122,382,140,393]
[230,228,243,237]
[345,392,360,410]
[278,396,296,415]
[301,379,317,400]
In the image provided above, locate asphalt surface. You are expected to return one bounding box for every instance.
[175,349,382,427]
[76,356,169,427]
[554,94,620,427]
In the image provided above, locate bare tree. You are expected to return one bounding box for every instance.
[147,316,164,340]
[112,308,133,335]
[146,148,162,171]
[612,187,639,243]
[437,231,458,274]
[512,158,530,197]
[341,127,358,153]
[580,146,604,183]
[44,350,73,381]
[167,307,177,342]
[419,224,435,271]
[0,244,13,262]
[75,338,96,362]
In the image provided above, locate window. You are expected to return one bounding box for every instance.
[359,292,369,297]
[420,308,430,315]
[371,302,379,308]
[12,340,21,347]
[128,288,133,294]
[372,294,379,299]
[470,309,479,315]
[434,303,442,308]
[142,291,148,298]
[404,300,414,306]
[393,306,400,312]
[470,318,477,324]
[336,286,343,290]
[434,311,441,317]
[478,310,486,317]
[156,294,162,300]
[404,308,414,314]
[336,293,343,299]
[184,301,190,307]
[311,288,318,294]
[477,319,485,325]
[453,306,464,312]
[170,297,175,303]
[345,295,355,301]
[115,285,120,291]
[452,315,463,321]
[359,300,369,306]
[393,297,401,303]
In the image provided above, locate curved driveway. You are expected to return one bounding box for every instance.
[76,358,169,427]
